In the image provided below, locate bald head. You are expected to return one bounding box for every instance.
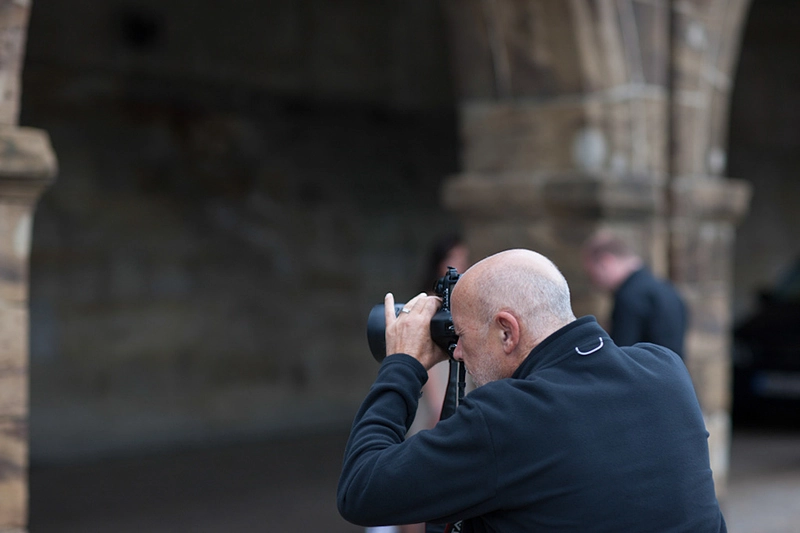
[453,249,576,349]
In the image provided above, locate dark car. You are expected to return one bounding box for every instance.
[732,263,800,425]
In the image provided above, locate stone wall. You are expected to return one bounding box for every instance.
[24,0,453,111]
[24,87,462,460]
[22,1,460,460]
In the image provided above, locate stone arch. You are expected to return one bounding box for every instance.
[441,0,754,498]
[0,1,772,530]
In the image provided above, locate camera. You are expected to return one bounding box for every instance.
[366,267,461,362]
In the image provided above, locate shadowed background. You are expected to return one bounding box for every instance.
[5,0,799,531]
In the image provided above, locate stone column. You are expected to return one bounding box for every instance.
[0,2,58,532]
[441,0,751,497]
[669,0,752,496]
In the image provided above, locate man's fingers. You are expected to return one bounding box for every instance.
[402,292,427,314]
[384,292,396,326]
[385,291,434,336]
[382,292,445,367]
[421,294,442,316]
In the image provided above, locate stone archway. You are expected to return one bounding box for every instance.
[0,0,761,530]
[441,0,752,497]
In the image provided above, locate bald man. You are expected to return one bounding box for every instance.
[338,249,725,532]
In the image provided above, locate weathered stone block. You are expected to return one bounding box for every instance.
[681,282,734,335]
[671,99,710,176]
[672,178,751,223]
[543,177,663,218]
[0,417,27,530]
[0,204,33,303]
[460,102,585,174]
[0,1,30,127]
[671,93,740,178]
[0,304,27,420]
[673,223,733,285]
[461,94,668,178]
[0,303,25,365]
[0,127,57,195]
[0,372,27,421]
[687,353,732,413]
[603,96,669,178]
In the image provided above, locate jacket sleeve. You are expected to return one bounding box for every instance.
[337,354,498,527]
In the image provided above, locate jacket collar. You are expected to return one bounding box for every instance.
[512,316,609,378]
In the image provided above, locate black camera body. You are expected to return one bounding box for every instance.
[367,267,461,362]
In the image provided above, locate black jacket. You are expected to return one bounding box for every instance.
[612,267,688,357]
[338,316,725,532]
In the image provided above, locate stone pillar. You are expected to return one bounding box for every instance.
[441,0,751,498]
[0,2,58,532]
[669,0,752,496]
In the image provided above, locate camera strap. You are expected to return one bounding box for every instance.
[439,359,466,420]
[438,359,467,533]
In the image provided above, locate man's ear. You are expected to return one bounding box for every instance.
[495,311,520,354]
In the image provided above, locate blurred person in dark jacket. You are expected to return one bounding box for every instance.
[583,230,688,359]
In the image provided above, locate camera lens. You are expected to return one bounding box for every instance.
[366,303,404,362]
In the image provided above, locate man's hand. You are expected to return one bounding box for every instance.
[384,292,448,370]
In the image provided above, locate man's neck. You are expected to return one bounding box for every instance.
[612,257,643,290]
